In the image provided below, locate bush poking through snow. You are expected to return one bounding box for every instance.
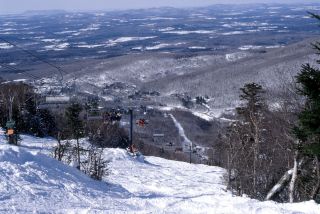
[82,146,108,181]
[53,139,72,161]
[53,140,108,181]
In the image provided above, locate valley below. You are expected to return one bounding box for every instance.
[1,3,320,164]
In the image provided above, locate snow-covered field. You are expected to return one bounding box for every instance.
[0,132,319,213]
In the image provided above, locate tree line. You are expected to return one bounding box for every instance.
[215,13,320,203]
[0,83,129,180]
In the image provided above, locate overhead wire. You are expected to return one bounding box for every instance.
[0,63,40,80]
[0,37,67,82]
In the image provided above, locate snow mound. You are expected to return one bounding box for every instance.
[103,148,145,163]
[0,144,120,213]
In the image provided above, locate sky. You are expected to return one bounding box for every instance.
[0,0,318,14]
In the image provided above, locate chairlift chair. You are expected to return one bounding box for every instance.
[37,95,70,109]
[136,118,148,127]
[104,110,122,122]
[86,109,103,121]
[45,96,70,104]
[136,106,151,127]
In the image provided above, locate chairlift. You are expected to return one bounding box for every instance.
[102,110,122,123]
[135,105,151,127]
[111,111,122,121]
[37,95,71,109]
[45,96,70,104]
[140,105,147,114]
[86,109,103,121]
[136,118,148,127]
[165,142,174,147]
[164,143,177,152]
[152,133,164,145]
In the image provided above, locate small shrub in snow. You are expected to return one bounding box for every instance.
[82,146,108,181]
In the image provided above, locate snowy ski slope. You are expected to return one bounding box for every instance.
[0,132,319,213]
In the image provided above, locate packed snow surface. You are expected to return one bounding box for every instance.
[0,132,319,213]
[169,114,193,151]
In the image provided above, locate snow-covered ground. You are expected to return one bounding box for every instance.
[0,132,319,213]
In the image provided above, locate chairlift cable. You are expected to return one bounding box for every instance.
[0,63,40,80]
[0,37,66,82]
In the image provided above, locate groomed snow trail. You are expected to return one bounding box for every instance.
[0,133,319,213]
[169,114,192,149]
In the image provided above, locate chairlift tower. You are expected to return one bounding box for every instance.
[129,108,133,148]
[126,107,145,152]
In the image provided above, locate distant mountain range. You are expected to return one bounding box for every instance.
[1,4,319,66]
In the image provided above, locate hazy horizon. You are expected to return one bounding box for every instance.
[0,0,319,15]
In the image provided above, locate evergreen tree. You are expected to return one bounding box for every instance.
[66,103,84,139]
[38,109,57,137]
[237,82,265,117]
[226,82,268,199]
[290,13,320,202]
[181,95,194,109]
[196,96,207,105]
[294,14,320,155]
[65,102,84,169]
